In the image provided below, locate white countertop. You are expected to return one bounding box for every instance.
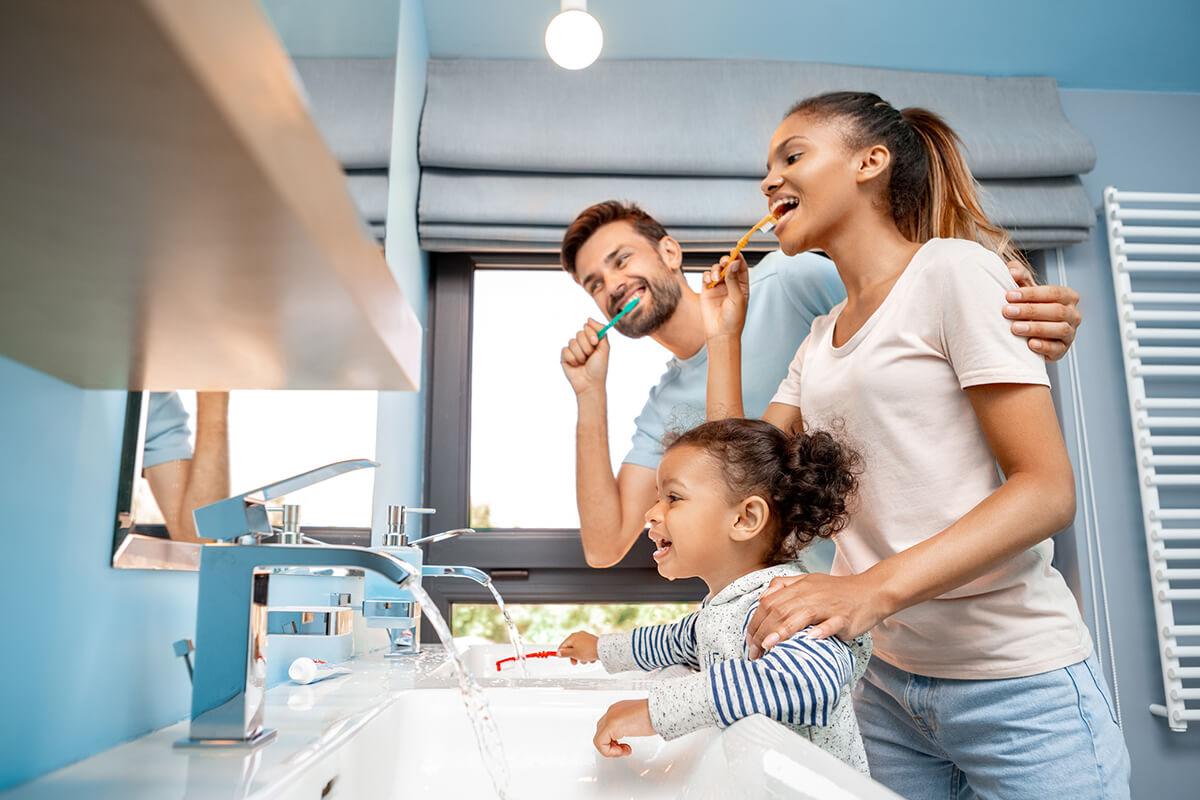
[2,646,570,800]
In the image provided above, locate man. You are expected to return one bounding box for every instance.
[142,391,231,542]
[559,201,1082,569]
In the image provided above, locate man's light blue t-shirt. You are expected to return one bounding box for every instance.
[143,391,193,468]
[623,250,845,470]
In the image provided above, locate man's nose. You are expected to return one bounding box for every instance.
[607,281,628,306]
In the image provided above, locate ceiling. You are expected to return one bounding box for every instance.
[421,0,1200,93]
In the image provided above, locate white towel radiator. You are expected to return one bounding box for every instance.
[1104,187,1200,731]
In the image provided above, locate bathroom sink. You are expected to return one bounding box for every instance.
[295,687,901,800]
[2,652,900,799]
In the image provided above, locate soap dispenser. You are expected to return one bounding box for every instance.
[363,505,434,655]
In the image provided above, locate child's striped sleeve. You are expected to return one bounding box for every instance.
[596,611,702,673]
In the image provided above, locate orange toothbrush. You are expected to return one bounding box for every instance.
[705,212,778,289]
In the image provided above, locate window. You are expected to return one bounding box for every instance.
[453,601,701,646]
[470,269,686,529]
[420,255,708,639]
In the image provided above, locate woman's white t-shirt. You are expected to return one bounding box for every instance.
[771,238,1092,679]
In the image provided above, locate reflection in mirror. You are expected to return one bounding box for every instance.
[112,390,379,570]
[140,392,232,542]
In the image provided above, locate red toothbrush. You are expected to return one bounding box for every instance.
[495,650,560,671]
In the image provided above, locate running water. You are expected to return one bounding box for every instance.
[406,582,512,799]
[484,579,529,677]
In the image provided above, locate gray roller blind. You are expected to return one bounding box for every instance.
[418,59,1096,252]
[293,58,394,234]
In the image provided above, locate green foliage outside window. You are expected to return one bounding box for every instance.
[452,602,701,646]
[469,502,492,529]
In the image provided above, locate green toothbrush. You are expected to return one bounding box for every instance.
[596,295,640,340]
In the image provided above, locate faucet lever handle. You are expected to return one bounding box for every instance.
[408,527,474,547]
[194,459,378,541]
[252,459,378,502]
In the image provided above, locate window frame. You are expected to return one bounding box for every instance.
[419,253,705,638]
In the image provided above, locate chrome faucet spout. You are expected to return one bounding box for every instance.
[178,544,417,748]
[421,564,491,586]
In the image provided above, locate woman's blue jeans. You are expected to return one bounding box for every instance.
[854,651,1132,799]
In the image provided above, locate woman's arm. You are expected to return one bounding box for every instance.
[747,382,1075,650]
[702,255,751,419]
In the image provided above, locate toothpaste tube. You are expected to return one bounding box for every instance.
[288,657,351,685]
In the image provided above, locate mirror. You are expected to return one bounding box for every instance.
[111,390,380,570]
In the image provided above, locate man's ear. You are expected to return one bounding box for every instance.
[657,235,684,272]
[730,495,771,542]
[856,144,891,184]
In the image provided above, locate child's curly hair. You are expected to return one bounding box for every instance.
[663,418,860,564]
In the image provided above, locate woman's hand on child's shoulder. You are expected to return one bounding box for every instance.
[593,699,654,758]
[558,631,599,664]
[746,572,889,658]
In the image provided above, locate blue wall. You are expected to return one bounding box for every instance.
[424,0,1200,93]
[0,1,430,790]
[1055,88,1200,797]
[0,359,198,789]
[373,0,432,542]
[258,0,400,58]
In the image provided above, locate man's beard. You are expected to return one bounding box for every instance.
[612,273,682,338]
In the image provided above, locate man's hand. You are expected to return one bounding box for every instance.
[593,699,655,758]
[558,631,599,664]
[700,254,750,342]
[561,319,610,396]
[1004,263,1082,362]
[746,572,888,659]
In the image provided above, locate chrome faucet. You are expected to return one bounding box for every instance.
[192,459,378,542]
[421,564,491,585]
[176,543,418,748]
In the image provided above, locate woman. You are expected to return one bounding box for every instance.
[702,91,1130,798]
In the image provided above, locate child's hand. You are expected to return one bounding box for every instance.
[557,631,599,664]
[593,699,654,758]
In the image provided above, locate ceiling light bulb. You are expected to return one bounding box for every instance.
[545,5,603,71]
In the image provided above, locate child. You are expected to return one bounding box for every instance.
[703,91,1130,797]
[558,417,871,773]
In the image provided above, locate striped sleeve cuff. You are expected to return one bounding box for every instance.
[647,671,720,740]
[597,632,642,673]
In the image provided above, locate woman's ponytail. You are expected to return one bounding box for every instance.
[901,108,1026,267]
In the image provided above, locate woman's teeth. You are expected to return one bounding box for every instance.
[652,540,672,560]
[770,199,799,229]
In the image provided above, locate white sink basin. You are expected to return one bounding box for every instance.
[288,687,902,800]
[2,652,902,800]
